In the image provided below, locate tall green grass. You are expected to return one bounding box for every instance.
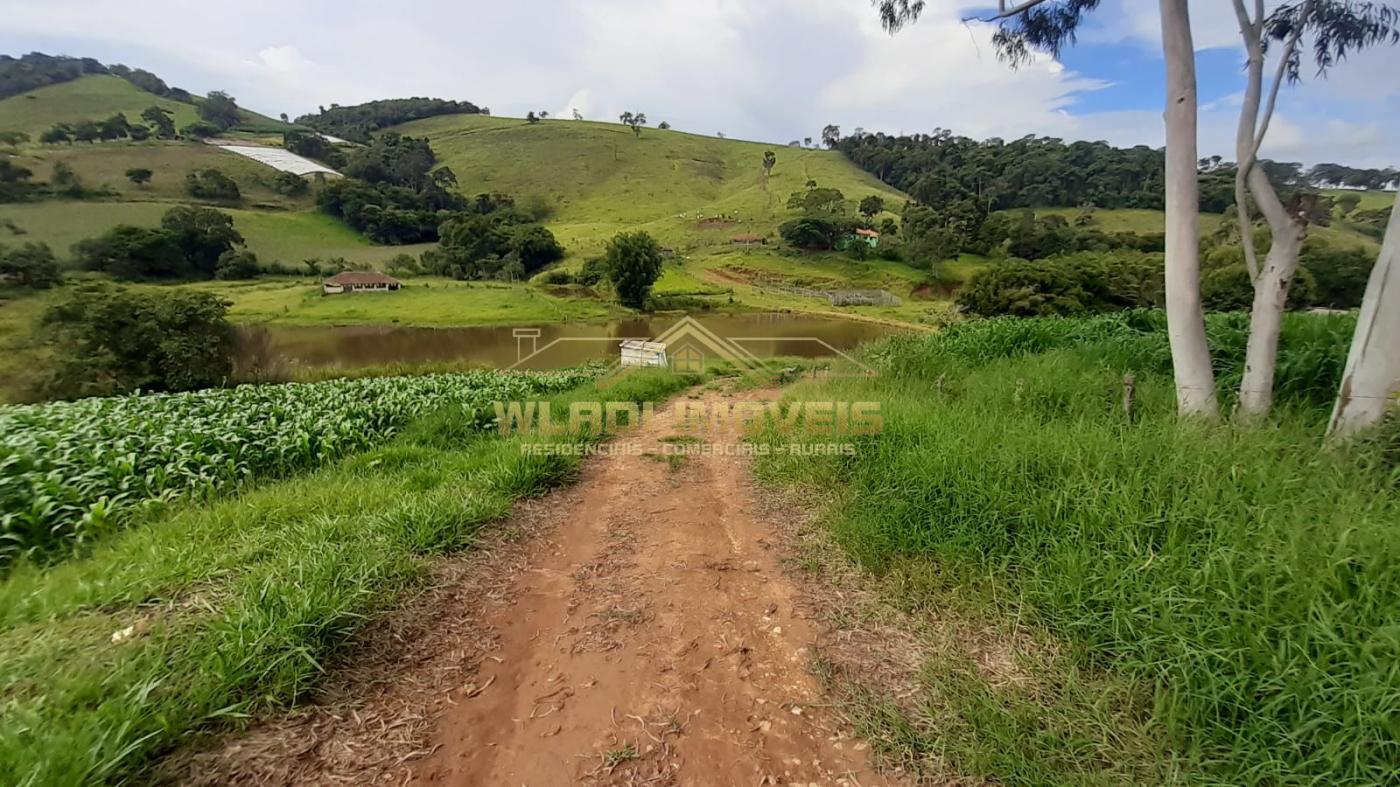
[0,368,695,786]
[759,314,1399,785]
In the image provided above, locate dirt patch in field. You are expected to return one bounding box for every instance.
[911,282,961,300]
[165,386,908,786]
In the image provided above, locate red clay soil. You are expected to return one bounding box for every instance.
[169,386,903,787]
[413,387,895,786]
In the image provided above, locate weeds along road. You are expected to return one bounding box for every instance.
[182,384,899,786]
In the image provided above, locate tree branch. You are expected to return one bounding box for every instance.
[1252,1,1312,157]
[964,0,1052,23]
[1232,0,1265,279]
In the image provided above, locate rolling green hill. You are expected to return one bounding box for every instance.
[0,75,196,138]
[390,114,953,321]
[394,114,907,257]
[0,74,293,138]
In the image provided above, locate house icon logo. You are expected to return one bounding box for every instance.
[647,316,768,379]
[672,346,704,374]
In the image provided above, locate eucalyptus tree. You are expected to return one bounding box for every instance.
[876,0,1218,416]
[1329,189,1400,440]
[1228,0,1400,418]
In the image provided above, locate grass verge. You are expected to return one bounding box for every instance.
[0,368,696,785]
[755,313,1399,785]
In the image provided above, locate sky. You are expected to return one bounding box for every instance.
[2,0,1397,168]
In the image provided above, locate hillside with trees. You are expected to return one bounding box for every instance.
[296,98,485,143]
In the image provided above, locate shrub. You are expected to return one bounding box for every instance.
[779,216,847,250]
[1303,243,1375,308]
[271,170,309,196]
[185,168,241,202]
[214,249,260,279]
[1201,264,1315,312]
[0,242,62,288]
[38,284,235,399]
[73,225,187,279]
[179,120,222,139]
[956,253,1164,317]
[577,257,610,287]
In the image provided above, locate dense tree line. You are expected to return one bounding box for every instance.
[1307,163,1399,190]
[956,239,1375,318]
[420,193,563,280]
[837,129,1394,215]
[295,98,484,143]
[0,52,192,102]
[72,206,259,280]
[315,136,465,244]
[838,130,1168,211]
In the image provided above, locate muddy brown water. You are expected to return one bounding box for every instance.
[238,313,900,373]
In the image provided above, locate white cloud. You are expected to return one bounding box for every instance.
[0,0,1393,165]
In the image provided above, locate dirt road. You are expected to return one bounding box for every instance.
[411,386,889,786]
[172,385,897,786]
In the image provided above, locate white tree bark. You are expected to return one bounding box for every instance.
[1328,190,1400,440]
[1231,0,1314,420]
[1160,0,1219,417]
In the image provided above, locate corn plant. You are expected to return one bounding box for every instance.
[0,369,591,566]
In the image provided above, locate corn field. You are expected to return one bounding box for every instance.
[0,370,591,566]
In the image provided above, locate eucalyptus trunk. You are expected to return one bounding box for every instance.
[1328,190,1400,440]
[1160,0,1218,417]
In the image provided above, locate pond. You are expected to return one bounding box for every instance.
[237,313,903,374]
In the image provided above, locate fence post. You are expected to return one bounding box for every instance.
[1122,373,1136,420]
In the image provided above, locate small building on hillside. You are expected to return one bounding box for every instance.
[731,233,766,247]
[322,271,403,295]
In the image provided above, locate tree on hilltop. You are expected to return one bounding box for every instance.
[762,150,776,177]
[620,111,647,138]
[198,91,240,131]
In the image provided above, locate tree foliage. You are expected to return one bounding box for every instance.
[184,168,241,202]
[283,129,347,169]
[0,242,62,288]
[956,252,1164,317]
[197,91,241,131]
[38,285,235,399]
[606,231,664,308]
[420,194,563,280]
[73,206,247,280]
[295,97,483,143]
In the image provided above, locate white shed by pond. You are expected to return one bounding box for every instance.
[620,340,668,368]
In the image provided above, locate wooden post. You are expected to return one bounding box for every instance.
[1123,373,1137,419]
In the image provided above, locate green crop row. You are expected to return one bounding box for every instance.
[0,370,592,566]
